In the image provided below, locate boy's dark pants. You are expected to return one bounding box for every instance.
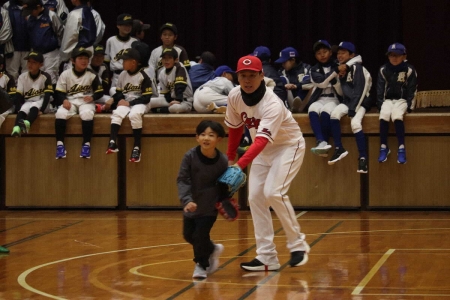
[183,215,217,269]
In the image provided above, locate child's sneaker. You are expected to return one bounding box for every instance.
[56,145,66,159]
[397,148,407,164]
[129,147,141,162]
[106,141,119,154]
[18,119,30,134]
[80,144,91,159]
[311,141,331,157]
[328,147,348,165]
[378,147,390,163]
[291,96,302,113]
[357,158,368,173]
[208,244,224,274]
[192,263,207,279]
[11,126,21,137]
[240,258,280,271]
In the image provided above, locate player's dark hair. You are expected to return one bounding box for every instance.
[200,51,216,67]
[196,120,225,138]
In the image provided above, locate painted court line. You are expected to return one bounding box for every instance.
[351,249,395,295]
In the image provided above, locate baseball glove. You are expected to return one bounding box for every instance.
[0,87,13,115]
[216,197,239,221]
[217,166,247,197]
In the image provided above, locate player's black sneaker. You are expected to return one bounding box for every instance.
[357,158,368,173]
[106,141,119,154]
[129,147,141,162]
[240,259,280,271]
[328,147,348,165]
[289,251,309,267]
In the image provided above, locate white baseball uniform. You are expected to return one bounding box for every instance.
[104,35,138,89]
[17,70,53,114]
[0,72,16,127]
[225,85,308,265]
[193,77,234,113]
[148,45,190,81]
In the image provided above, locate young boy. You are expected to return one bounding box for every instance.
[193,65,235,113]
[89,44,111,110]
[105,13,137,92]
[177,120,228,279]
[54,47,103,159]
[131,19,150,41]
[226,55,309,271]
[308,40,343,156]
[148,23,190,81]
[149,48,193,113]
[328,42,372,172]
[104,48,152,163]
[377,43,417,164]
[0,55,17,128]
[11,51,53,137]
[275,46,312,112]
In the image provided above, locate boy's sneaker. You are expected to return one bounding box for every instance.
[11,126,21,137]
[240,258,280,271]
[129,147,141,162]
[328,147,348,165]
[106,141,119,154]
[290,242,311,267]
[192,263,207,279]
[397,148,407,164]
[80,144,91,159]
[378,147,390,163]
[19,119,30,134]
[311,141,331,157]
[291,96,302,113]
[357,158,368,173]
[56,145,66,159]
[208,244,224,274]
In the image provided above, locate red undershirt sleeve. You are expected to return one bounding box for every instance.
[236,137,269,169]
[227,126,244,161]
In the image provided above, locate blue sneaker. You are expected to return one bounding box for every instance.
[378,147,390,163]
[397,148,407,164]
[56,145,66,159]
[80,144,91,159]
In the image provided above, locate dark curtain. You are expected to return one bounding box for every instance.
[65,0,448,90]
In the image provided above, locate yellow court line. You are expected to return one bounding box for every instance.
[351,249,395,295]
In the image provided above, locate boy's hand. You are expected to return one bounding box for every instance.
[104,98,113,111]
[62,99,71,110]
[83,95,94,103]
[169,100,181,106]
[118,99,129,107]
[338,64,348,77]
[285,83,297,90]
[184,202,197,212]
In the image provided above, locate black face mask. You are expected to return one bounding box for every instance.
[240,80,266,106]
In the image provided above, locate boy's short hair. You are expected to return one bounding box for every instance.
[131,41,151,66]
[386,43,406,55]
[159,23,178,35]
[21,0,42,16]
[93,45,105,55]
[117,13,133,25]
[160,48,178,59]
[200,51,216,66]
[337,41,356,54]
[71,47,92,59]
[196,120,226,138]
[252,46,271,61]
[117,48,141,61]
[275,47,299,63]
[24,51,44,63]
[313,40,331,52]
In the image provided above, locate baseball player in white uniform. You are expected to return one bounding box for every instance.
[225,55,309,271]
[105,13,137,94]
[0,55,16,128]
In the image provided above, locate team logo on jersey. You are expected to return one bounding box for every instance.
[243,59,252,65]
[24,88,44,99]
[241,112,260,129]
[114,49,126,61]
[123,83,142,93]
[346,72,353,82]
[40,23,50,28]
[67,84,91,95]
[397,72,406,83]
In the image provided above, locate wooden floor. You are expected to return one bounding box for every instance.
[1,210,450,299]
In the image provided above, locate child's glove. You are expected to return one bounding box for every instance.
[217,166,247,197]
[216,198,239,221]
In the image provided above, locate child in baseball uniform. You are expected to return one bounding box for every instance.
[105,14,137,93]
[193,65,235,113]
[105,48,152,163]
[54,47,103,159]
[328,42,372,172]
[177,120,228,278]
[11,51,53,137]
[226,55,309,271]
[377,43,417,164]
[89,44,111,111]
[0,55,17,128]
[149,48,193,113]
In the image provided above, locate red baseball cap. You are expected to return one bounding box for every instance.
[236,55,262,72]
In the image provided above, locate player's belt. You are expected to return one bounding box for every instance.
[321,93,335,97]
[114,70,123,75]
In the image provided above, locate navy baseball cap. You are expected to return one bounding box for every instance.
[160,48,178,59]
[252,46,271,59]
[275,47,299,63]
[24,51,44,63]
[117,14,133,25]
[313,40,331,52]
[338,41,356,53]
[71,47,92,59]
[118,48,141,61]
[214,65,234,77]
[386,43,406,55]
[159,23,178,35]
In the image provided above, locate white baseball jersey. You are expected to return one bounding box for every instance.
[198,77,234,95]
[0,72,15,92]
[158,62,193,101]
[142,66,159,97]
[17,71,53,102]
[226,86,302,145]
[116,69,152,102]
[56,68,102,101]
[148,45,190,80]
[104,36,138,72]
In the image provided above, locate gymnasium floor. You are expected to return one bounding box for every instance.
[1,210,450,299]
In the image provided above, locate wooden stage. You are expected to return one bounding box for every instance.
[1,210,450,299]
